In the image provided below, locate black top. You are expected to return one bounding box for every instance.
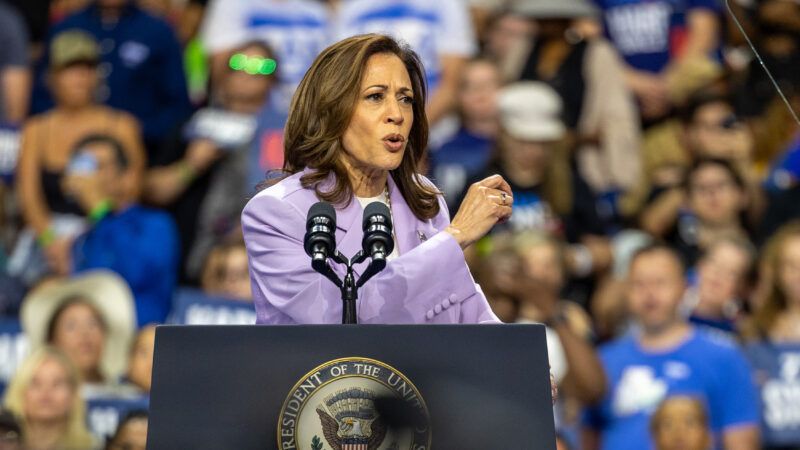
[463,161,605,243]
[519,39,588,129]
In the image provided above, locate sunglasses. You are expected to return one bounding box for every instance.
[228,53,277,76]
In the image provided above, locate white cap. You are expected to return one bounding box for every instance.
[498,82,565,142]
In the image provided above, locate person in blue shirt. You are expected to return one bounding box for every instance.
[595,0,721,120]
[743,222,800,450]
[430,58,499,212]
[31,0,192,152]
[583,244,759,450]
[62,133,179,327]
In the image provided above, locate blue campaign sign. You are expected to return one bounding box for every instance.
[0,318,28,395]
[87,395,150,440]
[169,288,256,325]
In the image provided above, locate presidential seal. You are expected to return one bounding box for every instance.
[277,357,431,450]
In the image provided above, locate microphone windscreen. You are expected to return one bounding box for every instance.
[307,201,336,229]
[362,201,391,230]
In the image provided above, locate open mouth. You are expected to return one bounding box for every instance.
[383,134,405,151]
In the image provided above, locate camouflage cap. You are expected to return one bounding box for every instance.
[50,29,100,70]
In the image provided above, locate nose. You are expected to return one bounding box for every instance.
[385,98,405,126]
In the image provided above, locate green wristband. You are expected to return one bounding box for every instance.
[37,227,56,247]
[89,199,113,223]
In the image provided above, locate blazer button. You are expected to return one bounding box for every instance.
[426,310,435,320]
[449,293,459,303]
[434,304,442,314]
[441,299,450,309]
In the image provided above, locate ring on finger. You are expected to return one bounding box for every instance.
[500,192,508,205]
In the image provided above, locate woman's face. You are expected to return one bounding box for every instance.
[128,326,156,393]
[459,61,500,124]
[23,357,74,424]
[687,165,744,226]
[51,63,98,108]
[501,132,551,174]
[223,45,275,114]
[779,236,800,305]
[51,302,106,378]
[696,242,749,311]
[220,247,253,301]
[521,243,564,294]
[341,53,414,176]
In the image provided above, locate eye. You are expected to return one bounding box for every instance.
[399,95,415,105]
[365,92,384,102]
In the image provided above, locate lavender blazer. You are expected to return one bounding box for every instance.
[241,169,499,325]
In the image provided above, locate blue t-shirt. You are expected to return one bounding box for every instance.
[72,205,179,327]
[596,0,720,73]
[743,341,800,447]
[585,328,759,450]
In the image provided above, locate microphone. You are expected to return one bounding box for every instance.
[304,202,337,272]
[361,202,394,269]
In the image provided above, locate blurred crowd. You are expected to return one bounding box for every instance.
[0,0,799,449]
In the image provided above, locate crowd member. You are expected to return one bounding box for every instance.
[744,222,800,449]
[13,30,145,281]
[0,2,29,125]
[624,92,756,227]
[594,0,722,120]
[124,325,154,394]
[470,235,520,323]
[430,58,500,211]
[200,240,252,301]
[506,0,642,202]
[513,231,605,404]
[482,8,534,75]
[31,0,192,152]
[200,0,328,111]
[146,40,277,282]
[583,245,759,450]
[466,81,611,294]
[3,347,95,450]
[65,134,179,326]
[331,0,477,126]
[20,271,136,396]
[650,396,712,450]
[104,410,147,450]
[664,158,751,267]
[681,236,756,334]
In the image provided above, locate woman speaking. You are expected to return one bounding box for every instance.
[241,34,513,325]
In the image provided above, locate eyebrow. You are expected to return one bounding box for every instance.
[363,84,414,95]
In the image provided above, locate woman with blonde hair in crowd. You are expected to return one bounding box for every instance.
[3,346,95,450]
[743,221,800,449]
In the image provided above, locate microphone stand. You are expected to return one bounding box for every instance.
[312,251,386,325]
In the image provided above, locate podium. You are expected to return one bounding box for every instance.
[147,324,556,449]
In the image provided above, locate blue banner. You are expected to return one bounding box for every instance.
[169,288,256,325]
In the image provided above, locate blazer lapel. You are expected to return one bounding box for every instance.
[387,174,423,256]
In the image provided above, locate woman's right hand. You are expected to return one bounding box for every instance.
[445,174,513,249]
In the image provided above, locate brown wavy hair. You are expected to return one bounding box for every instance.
[753,221,800,335]
[280,34,440,220]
